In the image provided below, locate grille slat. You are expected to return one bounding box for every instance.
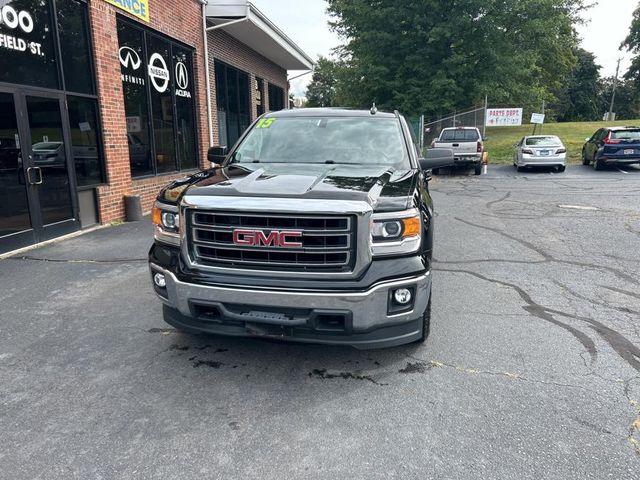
[189,210,355,272]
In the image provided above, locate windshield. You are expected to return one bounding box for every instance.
[611,130,640,140]
[525,136,561,146]
[231,117,410,167]
[440,129,479,141]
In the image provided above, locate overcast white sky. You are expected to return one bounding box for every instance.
[250,0,639,97]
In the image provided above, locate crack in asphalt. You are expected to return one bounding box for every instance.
[435,268,640,373]
[399,356,596,392]
[435,267,598,365]
[602,286,640,302]
[454,217,639,285]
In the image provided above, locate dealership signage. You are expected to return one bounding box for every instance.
[119,46,145,85]
[105,0,149,23]
[0,5,43,56]
[485,108,523,127]
[530,113,545,124]
[175,61,191,98]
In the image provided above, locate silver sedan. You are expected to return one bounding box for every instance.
[513,135,567,172]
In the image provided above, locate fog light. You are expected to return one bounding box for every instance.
[154,273,166,288]
[393,288,412,305]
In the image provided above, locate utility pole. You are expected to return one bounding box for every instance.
[608,57,622,121]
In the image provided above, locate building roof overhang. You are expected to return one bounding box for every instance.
[206,2,314,71]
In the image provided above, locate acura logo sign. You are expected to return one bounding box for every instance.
[118,46,141,70]
[148,52,169,93]
[175,61,188,90]
[233,229,303,248]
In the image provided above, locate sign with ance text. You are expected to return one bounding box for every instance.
[104,0,149,23]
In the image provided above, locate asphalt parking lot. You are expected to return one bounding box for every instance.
[1,164,639,479]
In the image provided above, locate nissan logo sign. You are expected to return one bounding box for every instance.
[148,53,169,93]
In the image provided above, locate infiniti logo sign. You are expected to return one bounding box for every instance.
[118,46,141,70]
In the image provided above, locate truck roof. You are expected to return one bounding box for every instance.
[265,108,398,119]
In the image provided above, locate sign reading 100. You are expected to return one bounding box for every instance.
[0,5,44,56]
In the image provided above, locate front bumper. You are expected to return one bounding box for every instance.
[150,263,431,349]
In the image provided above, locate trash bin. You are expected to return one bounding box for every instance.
[124,195,143,222]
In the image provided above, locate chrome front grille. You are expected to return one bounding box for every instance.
[189,210,356,272]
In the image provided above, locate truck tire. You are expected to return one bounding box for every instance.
[474,164,482,176]
[417,292,432,343]
[558,165,566,173]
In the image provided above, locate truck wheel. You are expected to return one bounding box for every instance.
[474,164,482,176]
[516,166,525,172]
[558,165,566,173]
[417,293,432,343]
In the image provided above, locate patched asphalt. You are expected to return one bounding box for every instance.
[1,165,639,479]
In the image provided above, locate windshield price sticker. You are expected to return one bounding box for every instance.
[256,118,276,129]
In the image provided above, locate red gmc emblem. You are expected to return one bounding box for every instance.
[233,229,303,248]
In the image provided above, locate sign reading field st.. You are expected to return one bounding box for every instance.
[105,0,149,23]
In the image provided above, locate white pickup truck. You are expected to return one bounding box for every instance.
[431,127,484,175]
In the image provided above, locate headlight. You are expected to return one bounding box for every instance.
[152,202,180,246]
[371,208,422,257]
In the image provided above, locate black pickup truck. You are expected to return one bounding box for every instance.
[149,108,452,349]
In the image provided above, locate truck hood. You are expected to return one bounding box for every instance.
[161,163,418,212]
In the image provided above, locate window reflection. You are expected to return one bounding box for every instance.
[67,96,103,186]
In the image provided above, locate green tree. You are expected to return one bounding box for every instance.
[326,0,587,116]
[557,48,602,121]
[306,57,339,107]
[599,77,639,120]
[623,3,640,91]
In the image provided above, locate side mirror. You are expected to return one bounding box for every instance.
[419,148,454,171]
[208,146,228,166]
[584,138,591,142]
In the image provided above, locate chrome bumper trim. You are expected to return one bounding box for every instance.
[150,263,431,331]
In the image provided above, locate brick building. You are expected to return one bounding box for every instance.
[0,0,313,255]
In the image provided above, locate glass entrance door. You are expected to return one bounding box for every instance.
[0,89,79,254]
[0,91,35,251]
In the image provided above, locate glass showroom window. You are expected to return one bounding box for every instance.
[117,18,198,178]
[57,0,95,94]
[215,61,251,147]
[67,96,104,186]
[268,83,285,112]
[0,0,58,88]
